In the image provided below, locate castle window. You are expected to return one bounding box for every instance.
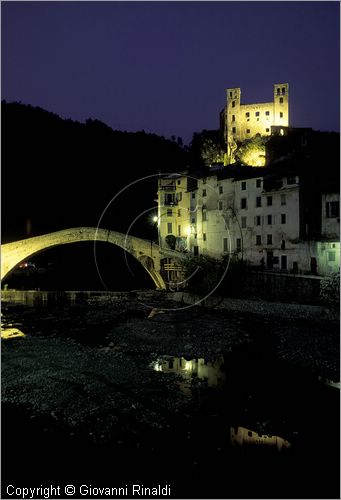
[256,179,262,188]
[279,97,283,104]
[280,112,283,118]
[277,88,281,95]
[219,185,223,194]
[230,91,233,98]
[241,181,246,191]
[232,101,235,108]
[246,129,250,134]
[232,127,236,134]
[232,115,236,122]
[245,112,250,117]
[256,196,262,207]
[267,234,273,245]
[267,214,272,225]
[241,198,247,209]
[282,87,286,95]
[265,111,270,116]
[267,196,273,206]
[236,238,242,252]
[256,235,262,246]
[255,112,260,117]
[266,128,270,132]
[241,216,247,229]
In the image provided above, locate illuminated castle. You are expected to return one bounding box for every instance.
[223,83,289,164]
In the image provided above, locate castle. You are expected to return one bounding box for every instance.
[221,83,289,164]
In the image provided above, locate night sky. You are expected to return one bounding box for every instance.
[2,1,340,144]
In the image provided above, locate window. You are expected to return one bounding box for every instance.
[267,214,272,225]
[218,200,223,211]
[241,181,246,190]
[177,192,182,201]
[229,91,233,98]
[287,176,296,185]
[177,180,181,185]
[219,185,223,194]
[256,215,261,226]
[255,111,260,117]
[265,111,270,116]
[326,201,340,218]
[178,225,181,236]
[194,233,197,239]
[281,194,286,205]
[202,177,207,184]
[241,198,247,209]
[167,209,172,216]
[203,189,207,197]
[266,128,270,132]
[256,196,262,207]
[236,238,242,252]
[232,115,236,122]
[256,235,262,246]
[177,209,181,217]
[277,88,281,95]
[267,234,273,245]
[165,193,175,205]
[280,112,283,118]
[232,127,236,134]
[223,237,228,252]
[248,431,253,437]
[241,216,247,229]
[191,192,195,199]
[167,223,173,234]
[245,112,250,118]
[232,101,235,108]
[281,239,286,250]
[202,210,207,222]
[203,233,207,241]
[281,255,287,270]
[279,97,283,103]
[191,217,195,224]
[267,196,272,206]
[256,179,262,188]
[282,87,286,95]
[328,251,336,262]
[246,129,250,134]
[281,213,286,224]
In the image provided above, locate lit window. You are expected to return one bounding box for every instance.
[241,198,247,209]
[167,209,172,216]
[203,189,207,197]
[256,235,262,246]
[256,196,262,207]
[267,214,272,225]
[279,97,283,104]
[281,194,286,205]
[236,238,242,252]
[256,179,262,188]
[241,181,246,190]
[219,185,223,194]
[326,201,339,218]
[267,196,273,206]
[232,115,236,122]
[203,233,207,241]
[241,217,247,229]
[167,223,173,234]
[267,234,273,245]
[281,213,286,224]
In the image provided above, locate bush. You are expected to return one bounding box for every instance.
[320,272,340,306]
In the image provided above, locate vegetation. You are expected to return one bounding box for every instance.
[234,135,269,166]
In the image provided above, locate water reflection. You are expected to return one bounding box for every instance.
[230,426,291,451]
[151,356,226,388]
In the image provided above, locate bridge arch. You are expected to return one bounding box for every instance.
[1,227,166,290]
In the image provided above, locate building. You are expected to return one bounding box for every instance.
[222,83,289,164]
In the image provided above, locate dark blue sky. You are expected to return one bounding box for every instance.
[2,1,340,143]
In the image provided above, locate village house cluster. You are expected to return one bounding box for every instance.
[156,83,340,277]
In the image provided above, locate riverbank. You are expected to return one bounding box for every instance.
[1,290,340,498]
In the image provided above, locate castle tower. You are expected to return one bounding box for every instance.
[226,87,241,164]
[273,83,289,127]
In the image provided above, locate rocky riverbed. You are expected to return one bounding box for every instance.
[1,290,340,499]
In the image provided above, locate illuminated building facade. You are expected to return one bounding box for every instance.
[223,83,289,164]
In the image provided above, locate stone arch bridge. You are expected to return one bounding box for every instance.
[1,227,186,290]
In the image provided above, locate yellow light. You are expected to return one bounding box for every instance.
[153,216,158,223]
[186,226,191,236]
